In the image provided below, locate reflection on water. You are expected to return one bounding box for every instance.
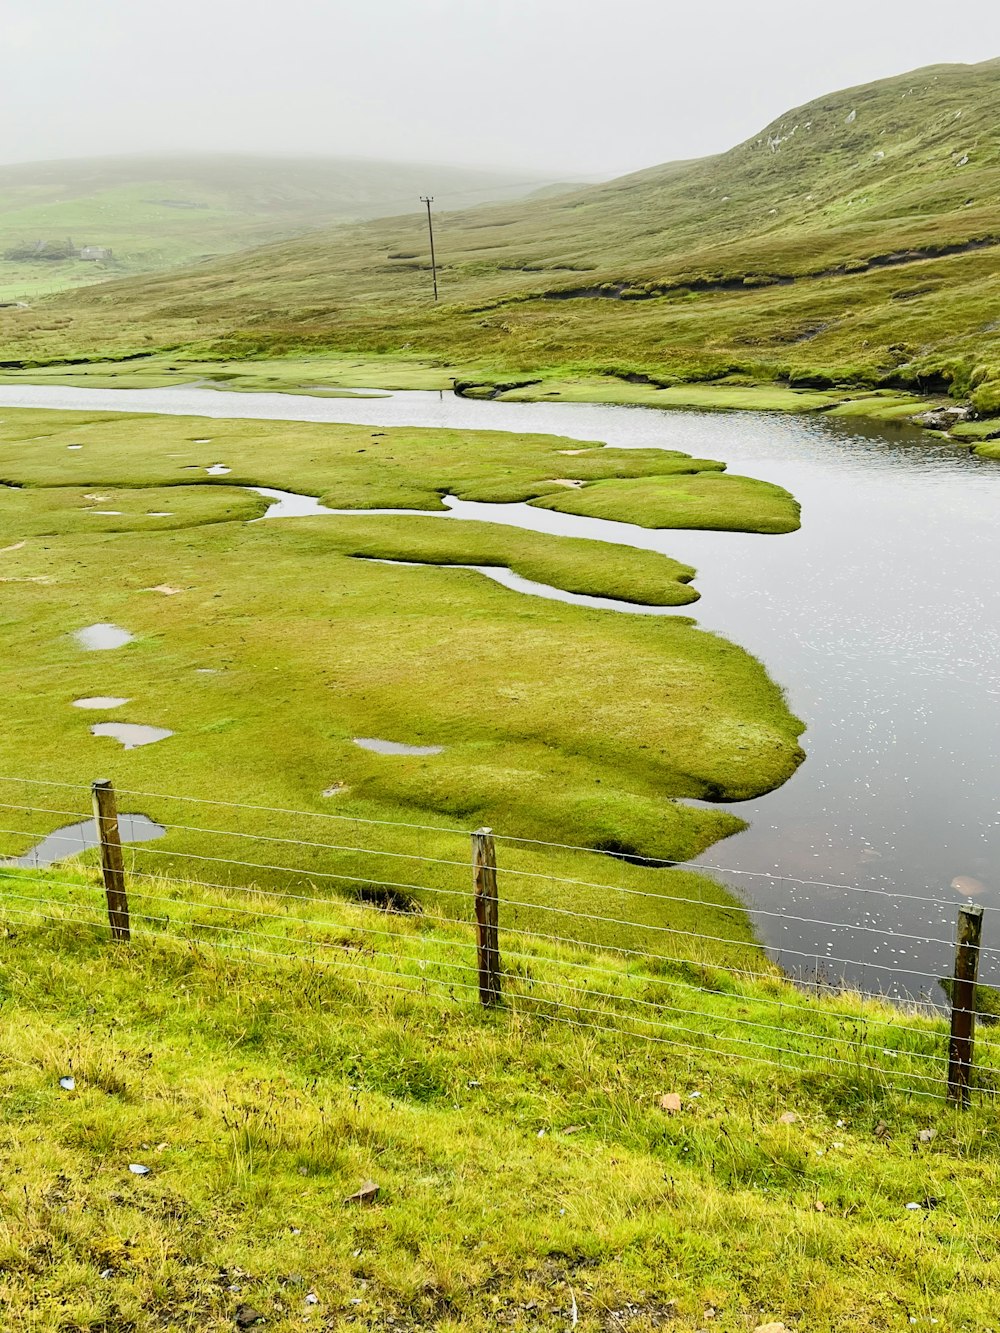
[5,814,166,869]
[354,737,444,756]
[90,722,174,750]
[4,381,1000,997]
[74,623,133,651]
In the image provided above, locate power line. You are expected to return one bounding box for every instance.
[419,195,438,301]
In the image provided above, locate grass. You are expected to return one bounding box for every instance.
[532,473,800,535]
[0,155,550,301]
[1,61,998,420]
[2,871,1000,1331]
[0,405,804,949]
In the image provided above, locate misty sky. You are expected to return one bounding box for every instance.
[2,0,998,178]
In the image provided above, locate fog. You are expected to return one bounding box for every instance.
[2,0,997,177]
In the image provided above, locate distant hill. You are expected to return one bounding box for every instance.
[0,154,551,299]
[3,61,999,407]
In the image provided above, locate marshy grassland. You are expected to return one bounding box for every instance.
[2,877,1000,1332]
[4,56,1000,1333]
[0,405,802,948]
[2,62,998,425]
[0,155,549,303]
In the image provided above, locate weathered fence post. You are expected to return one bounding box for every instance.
[91,779,131,942]
[947,903,983,1108]
[472,827,501,1007]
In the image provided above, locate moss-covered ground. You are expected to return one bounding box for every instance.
[1,876,999,1332]
[0,406,803,951]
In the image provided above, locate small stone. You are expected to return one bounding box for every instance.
[918,1128,936,1144]
[59,1076,75,1091]
[754,1324,789,1333]
[778,1112,797,1125]
[344,1179,379,1205]
[234,1305,266,1328]
[128,1163,151,1176]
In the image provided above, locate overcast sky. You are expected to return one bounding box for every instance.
[2,0,998,178]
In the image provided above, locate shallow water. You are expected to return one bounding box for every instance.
[354,737,445,756]
[358,556,676,615]
[7,814,167,869]
[74,623,133,651]
[91,722,174,750]
[6,381,1000,997]
[73,696,130,709]
[249,485,338,518]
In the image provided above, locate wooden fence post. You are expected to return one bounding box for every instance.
[472,827,501,1007]
[947,903,983,1108]
[91,779,131,942]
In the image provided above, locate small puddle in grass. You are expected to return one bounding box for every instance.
[353,737,444,756]
[73,696,129,709]
[91,722,173,750]
[4,814,166,868]
[74,624,133,650]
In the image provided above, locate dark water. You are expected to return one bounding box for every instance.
[3,382,999,999]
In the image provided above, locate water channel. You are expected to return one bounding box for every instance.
[2,381,999,999]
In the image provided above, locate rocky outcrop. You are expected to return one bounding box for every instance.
[913,404,975,431]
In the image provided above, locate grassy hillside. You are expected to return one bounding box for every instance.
[2,60,998,412]
[2,869,1000,1332]
[0,154,549,302]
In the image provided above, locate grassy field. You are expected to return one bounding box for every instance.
[0,405,803,952]
[1,61,998,418]
[1,872,999,1332]
[0,155,551,302]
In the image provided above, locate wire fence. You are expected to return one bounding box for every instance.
[1,773,996,1104]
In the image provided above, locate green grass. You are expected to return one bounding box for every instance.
[2,874,1000,1332]
[2,61,998,419]
[0,406,804,937]
[0,155,551,301]
[532,473,800,535]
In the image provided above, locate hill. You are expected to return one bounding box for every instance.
[0,154,550,302]
[3,60,997,413]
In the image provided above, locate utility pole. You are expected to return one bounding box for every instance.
[419,195,438,302]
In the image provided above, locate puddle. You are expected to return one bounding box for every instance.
[91,510,122,516]
[193,438,212,443]
[206,464,231,475]
[147,511,174,517]
[68,444,82,450]
[146,584,182,595]
[249,486,339,518]
[91,722,173,750]
[75,623,134,650]
[73,696,130,709]
[353,737,444,756]
[195,667,219,674]
[5,814,166,869]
